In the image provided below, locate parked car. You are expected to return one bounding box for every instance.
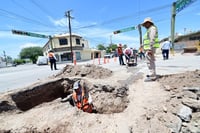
[36,56,48,65]
[104,54,114,58]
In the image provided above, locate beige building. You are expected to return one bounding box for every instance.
[160,31,200,52]
[174,31,200,52]
[43,33,103,62]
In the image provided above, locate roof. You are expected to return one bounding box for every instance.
[53,33,82,38]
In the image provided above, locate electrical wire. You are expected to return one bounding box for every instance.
[30,0,54,17]
[11,0,45,22]
[0,8,51,28]
[74,3,172,30]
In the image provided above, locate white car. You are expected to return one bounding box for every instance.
[36,56,48,65]
[104,54,114,58]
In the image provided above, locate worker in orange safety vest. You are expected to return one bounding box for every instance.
[72,80,93,113]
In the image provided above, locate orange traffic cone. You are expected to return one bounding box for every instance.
[73,52,76,65]
[114,56,117,62]
[104,57,106,64]
[107,58,109,63]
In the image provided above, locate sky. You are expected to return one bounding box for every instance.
[0,0,200,58]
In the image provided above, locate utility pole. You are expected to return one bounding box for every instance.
[110,35,112,46]
[65,10,73,63]
[138,24,142,47]
[171,2,176,50]
[3,51,7,66]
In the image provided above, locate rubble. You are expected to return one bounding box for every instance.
[0,63,200,132]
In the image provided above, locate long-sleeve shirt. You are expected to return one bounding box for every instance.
[161,41,171,50]
[123,48,133,58]
[148,25,158,49]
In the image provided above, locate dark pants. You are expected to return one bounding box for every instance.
[118,55,125,65]
[162,49,169,60]
[125,54,131,63]
[139,52,145,60]
[49,58,57,70]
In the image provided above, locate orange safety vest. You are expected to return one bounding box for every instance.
[117,47,123,55]
[72,89,93,113]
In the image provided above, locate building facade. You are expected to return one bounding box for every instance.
[160,31,200,52]
[43,33,102,62]
[174,31,200,52]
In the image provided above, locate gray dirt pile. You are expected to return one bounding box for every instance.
[55,64,113,79]
[0,63,200,133]
[157,69,200,132]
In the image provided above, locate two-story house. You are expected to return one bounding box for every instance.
[43,33,102,62]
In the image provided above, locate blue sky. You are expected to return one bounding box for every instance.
[0,0,200,58]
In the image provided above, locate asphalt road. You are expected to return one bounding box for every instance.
[0,63,66,93]
[1,53,199,93]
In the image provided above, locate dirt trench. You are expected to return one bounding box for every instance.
[1,77,129,114]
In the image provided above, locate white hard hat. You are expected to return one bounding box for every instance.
[73,80,81,90]
[142,17,154,26]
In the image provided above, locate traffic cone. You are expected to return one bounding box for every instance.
[114,56,117,62]
[107,58,109,63]
[104,57,106,64]
[73,51,76,65]
[98,53,101,65]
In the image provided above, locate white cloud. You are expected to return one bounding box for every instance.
[20,43,42,49]
[49,17,67,27]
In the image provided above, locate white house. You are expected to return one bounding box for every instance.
[43,33,103,62]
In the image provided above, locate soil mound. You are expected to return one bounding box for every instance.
[55,64,113,79]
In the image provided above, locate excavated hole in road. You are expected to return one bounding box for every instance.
[10,78,129,114]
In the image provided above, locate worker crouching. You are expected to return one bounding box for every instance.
[72,80,93,113]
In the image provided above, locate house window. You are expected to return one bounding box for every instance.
[76,38,80,45]
[59,38,68,45]
[82,43,84,47]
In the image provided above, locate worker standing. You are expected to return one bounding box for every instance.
[117,44,126,65]
[161,39,172,60]
[141,17,160,81]
[72,80,93,113]
[48,50,58,70]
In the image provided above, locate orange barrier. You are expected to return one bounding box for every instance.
[104,58,106,64]
[98,54,100,65]
[73,51,76,65]
[114,56,117,62]
[107,58,109,63]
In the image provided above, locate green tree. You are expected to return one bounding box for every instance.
[97,44,106,50]
[20,46,43,64]
[106,44,118,53]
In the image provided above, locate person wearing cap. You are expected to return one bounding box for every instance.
[141,17,160,81]
[72,80,93,113]
[117,44,126,65]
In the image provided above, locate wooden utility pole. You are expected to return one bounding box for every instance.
[65,10,73,63]
[3,51,7,66]
[138,24,142,47]
[171,2,176,50]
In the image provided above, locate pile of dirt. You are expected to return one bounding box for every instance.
[157,69,200,132]
[158,69,200,89]
[1,62,200,132]
[55,64,113,79]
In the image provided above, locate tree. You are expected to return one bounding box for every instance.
[106,44,118,53]
[20,46,43,64]
[97,44,106,50]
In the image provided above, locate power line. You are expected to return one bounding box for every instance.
[0,8,51,28]
[30,0,54,17]
[11,0,45,23]
[74,4,171,30]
